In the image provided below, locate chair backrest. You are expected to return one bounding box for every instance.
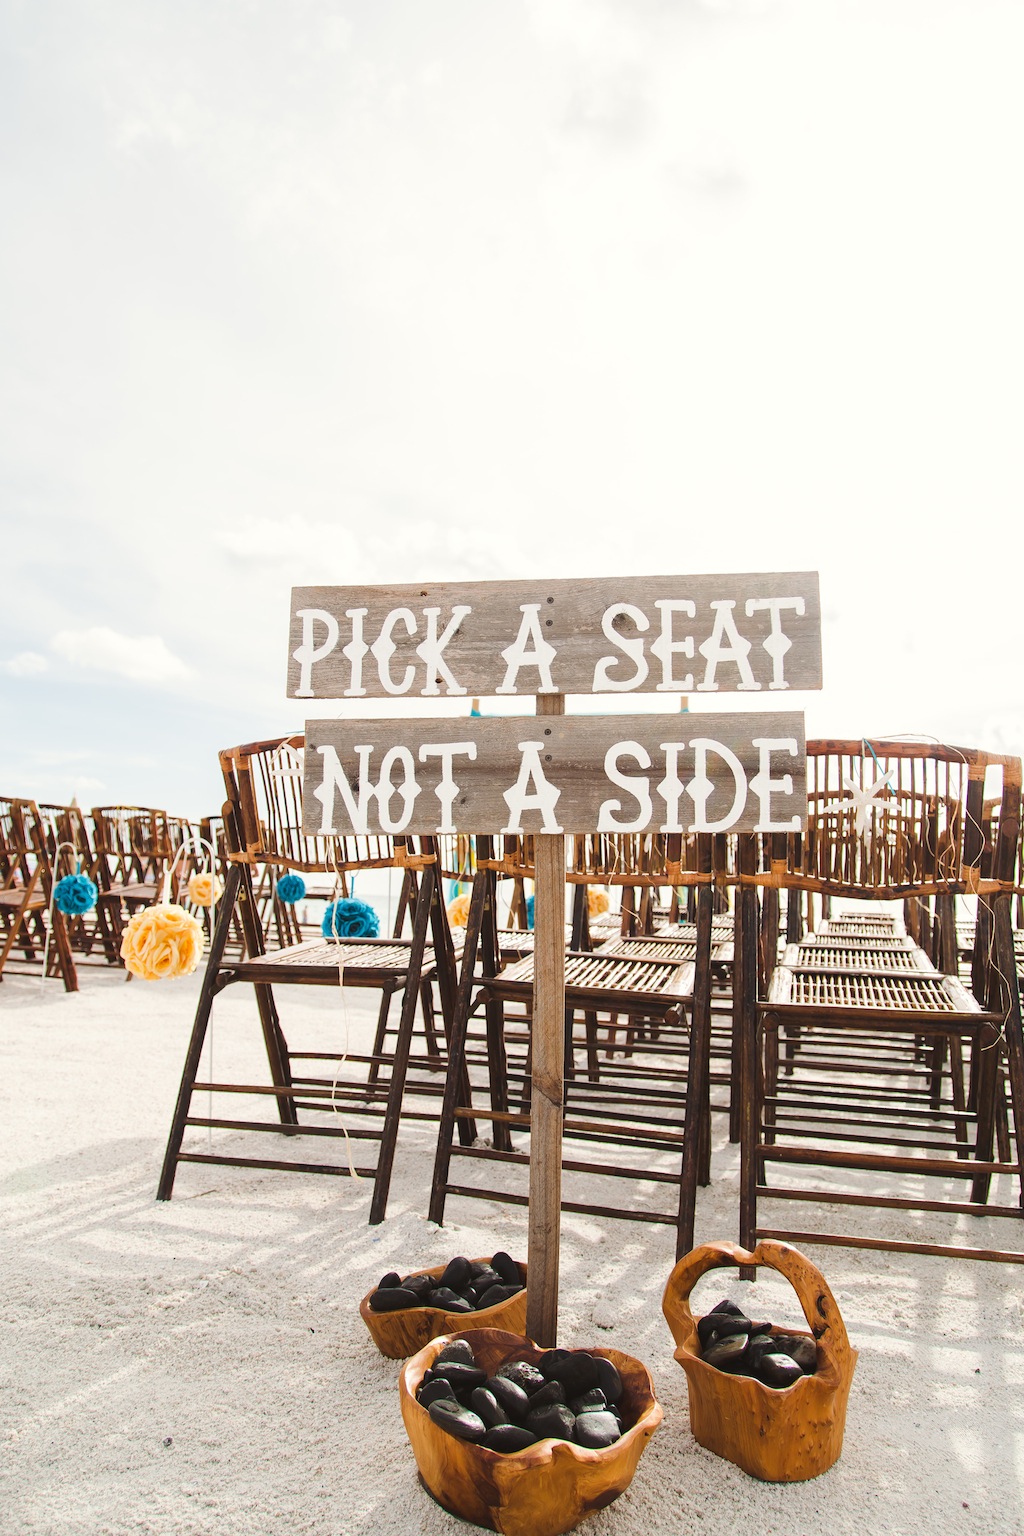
[37,803,96,881]
[0,796,53,899]
[220,735,433,873]
[767,739,1021,901]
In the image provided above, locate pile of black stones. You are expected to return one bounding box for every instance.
[416,1338,628,1454]
[368,1253,524,1315]
[697,1297,817,1388]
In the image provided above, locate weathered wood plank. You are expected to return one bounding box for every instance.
[302,711,806,835]
[288,573,822,699]
[527,692,565,1348]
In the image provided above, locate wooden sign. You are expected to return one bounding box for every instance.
[288,573,821,700]
[303,713,806,836]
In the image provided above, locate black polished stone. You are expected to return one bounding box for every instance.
[526,1403,576,1441]
[428,1401,487,1442]
[439,1256,472,1292]
[702,1334,748,1372]
[435,1339,477,1366]
[470,1387,509,1429]
[482,1424,538,1453]
[757,1352,803,1389]
[543,1351,601,1399]
[528,1381,567,1411]
[400,1273,433,1298]
[476,1284,522,1311]
[708,1297,747,1319]
[496,1360,546,1396]
[594,1357,622,1405]
[427,1288,472,1312]
[570,1388,607,1415]
[491,1252,521,1287]
[573,1411,621,1449]
[486,1375,531,1422]
[368,1286,421,1312]
[417,1378,459,1411]
[430,1361,488,1390]
[697,1312,752,1347]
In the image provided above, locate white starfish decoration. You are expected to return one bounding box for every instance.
[840,770,896,837]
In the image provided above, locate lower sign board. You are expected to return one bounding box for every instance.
[303,713,806,836]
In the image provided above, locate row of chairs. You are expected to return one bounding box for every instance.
[156,734,1024,1270]
[0,798,222,988]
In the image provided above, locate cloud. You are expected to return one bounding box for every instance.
[50,627,191,685]
[1,651,49,677]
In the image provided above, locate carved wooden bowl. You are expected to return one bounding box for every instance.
[359,1259,528,1359]
[400,1328,663,1536]
[662,1239,857,1483]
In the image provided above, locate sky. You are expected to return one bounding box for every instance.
[1,0,1022,818]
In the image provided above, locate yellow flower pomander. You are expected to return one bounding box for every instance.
[187,872,223,907]
[447,893,471,927]
[120,903,206,980]
[588,887,610,917]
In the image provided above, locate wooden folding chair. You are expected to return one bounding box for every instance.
[157,735,462,1224]
[36,801,119,964]
[90,805,177,962]
[0,797,77,991]
[739,739,1024,1264]
[428,831,717,1258]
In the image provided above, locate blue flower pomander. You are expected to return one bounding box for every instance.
[322,898,380,939]
[277,873,307,905]
[54,874,98,915]
[525,894,535,930]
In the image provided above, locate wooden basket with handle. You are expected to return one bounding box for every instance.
[662,1239,856,1482]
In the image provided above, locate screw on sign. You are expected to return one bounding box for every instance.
[289,574,822,1346]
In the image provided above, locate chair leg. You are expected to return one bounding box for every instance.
[157,863,243,1199]
[370,863,438,1225]
[429,873,488,1224]
[367,988,396,1085]
[994,1060,1011,1165]
[948,1036,969,1151]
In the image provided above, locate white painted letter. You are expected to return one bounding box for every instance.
[419,741,477,832]
[501,742,563,832]
[650,600,696,691]
[749,737,801,831]
[697,600,759,691]
[374,746,419,832]
[416,606,470,696]
[657,742,688,832]
[686,737,748,831]
[313,743,375,833]
[293,608,339,697]
[745,597,806,690]
[370,608,418,695]
[592,604,650,692]
[597,741,653,831]
[496,605,557,694]
[343,607,368,697]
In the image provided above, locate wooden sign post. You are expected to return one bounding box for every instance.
[288,572,822,1345]
[530,693,565,1348]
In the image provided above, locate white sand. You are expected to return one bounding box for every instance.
[2,965,1023,1536]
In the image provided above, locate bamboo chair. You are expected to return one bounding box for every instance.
[157,735,462,1224]
[428,832,718,1258]
[0,797,77,990]
[36,801,121,964]
[90,805,176,961]
[739,739,1024,1264]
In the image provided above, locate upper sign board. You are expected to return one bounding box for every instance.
[303,713,806,836]
[288,573,821,700]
